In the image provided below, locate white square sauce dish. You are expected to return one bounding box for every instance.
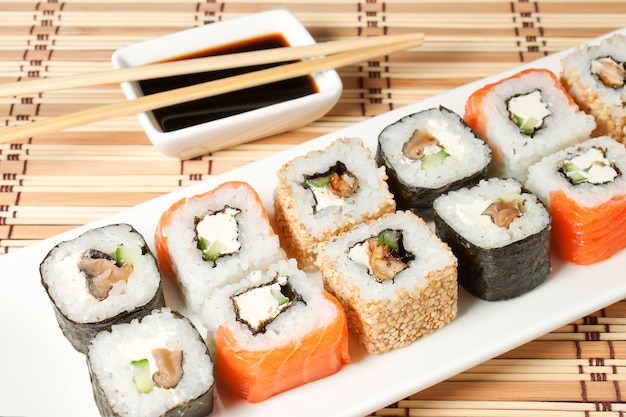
[112,9,343,159]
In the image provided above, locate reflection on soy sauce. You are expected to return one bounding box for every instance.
[138,33,320,132]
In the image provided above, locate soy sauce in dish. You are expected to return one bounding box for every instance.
[138,33,320,133]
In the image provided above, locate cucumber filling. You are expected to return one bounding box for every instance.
[560,146,619,185]
[231,274,303,335]
[348,229,415,283]
[507,90,551,136]
[303,161,359,212]
[130,348,184,393]
[131,358,153,394]
[194,206,242,262]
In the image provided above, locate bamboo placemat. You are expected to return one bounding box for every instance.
[1,1,626,416]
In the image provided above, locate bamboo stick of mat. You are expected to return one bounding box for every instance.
[0,33,423,98]
[0,33,423,143]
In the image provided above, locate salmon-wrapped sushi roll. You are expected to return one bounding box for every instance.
[560,33,626,142]
[154,181,285,315]
[274,137,395,271]
[526,136,626,265]
[208,259,350,403]
[464,68,596,182]
[316,211,458,354]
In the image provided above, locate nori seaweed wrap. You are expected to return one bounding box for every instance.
[40,223,165,353]
[376,106,492,219]
[433,178,551,301]
[87,308,214,417]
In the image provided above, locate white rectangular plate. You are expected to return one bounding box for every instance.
[2,28,626,417]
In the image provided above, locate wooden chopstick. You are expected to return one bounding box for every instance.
[0,33,423,143]
[0,33,424,98]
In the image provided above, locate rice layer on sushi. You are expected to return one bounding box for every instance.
[154,181,285,315]
[274,137,396,271]
[526,136,626,265]
[40,223,165,354]
[206,259,350,403]
[316,211,458,354]
[464,68,596,182]
[376,106,492,219]
[87,308,214,417]
[561,33,626,142]
[433,178,551,301]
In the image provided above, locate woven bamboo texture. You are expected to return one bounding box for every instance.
[1,1,626,416]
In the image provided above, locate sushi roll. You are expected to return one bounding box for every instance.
[273,137,396,271]
[87,308,214,417]
[464,68,596,182]
[154,181,285,315]
[316,211,458,354]
[561,33,626,142]
[40,223,165,354]
[376,106,492,219]
[207,259,350,403]
[433,178,551,301]
[526,136,626,265]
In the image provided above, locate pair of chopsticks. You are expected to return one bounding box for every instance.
[0,32,424,143]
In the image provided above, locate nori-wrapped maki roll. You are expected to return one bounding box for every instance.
[40,223,165,353]
[376,106,492,219]
[433,178,551,301]
[87,308,214,417]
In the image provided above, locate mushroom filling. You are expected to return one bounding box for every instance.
[591,56,626,89]
[506,90,551,136]
[231,274,303,335]
[131,348,184,393]
[348,229,415,283]
[481,199,523,228]
[194,206,242,263]
[78,247,142,301]
[402,129,450,170]
[303,161,359,212]
[560,146,619,185]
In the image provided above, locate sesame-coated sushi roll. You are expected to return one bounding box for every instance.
[464,68,596,182]
[154,181,285,316]
[40,223,165,354]
[87,308,214,417]
[273,137,396,271]
[208,259,350,403]
[526,136,626,265]
[433,178,551,301]
[561,34,626,142]
[316,211,458,354]
[376,106,492,219]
